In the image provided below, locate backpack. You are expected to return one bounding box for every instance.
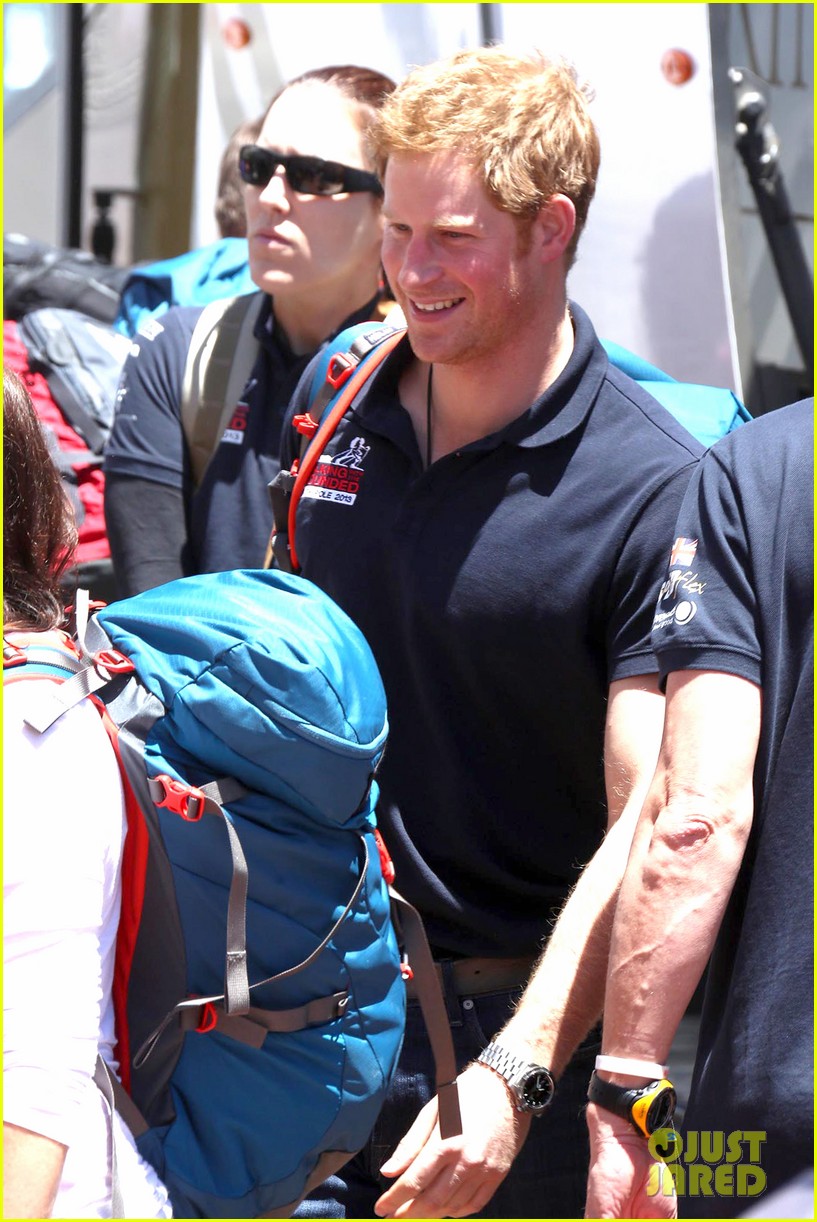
[180,292,266,488]
[3,569,460,1217]
[178,293,400,489]
[268,323,752,573]
[4,232,130,323]
[113,237,256,340]
[3,312,132,602]
[599,339,752,448]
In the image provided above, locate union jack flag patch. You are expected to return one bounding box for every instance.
[670,537,698,568]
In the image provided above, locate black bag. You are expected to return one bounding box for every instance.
[4,232,130,323]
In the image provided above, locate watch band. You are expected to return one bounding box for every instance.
[587,1071,677,1138]
[478,1041,529,1081]
[477,1042,555,1114]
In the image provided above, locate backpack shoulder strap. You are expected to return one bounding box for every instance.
[3,629,82,682]
[181,292,265,488]
[304,322,400,419]
[267,324,406,572]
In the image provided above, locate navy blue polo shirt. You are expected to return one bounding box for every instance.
[652,398,814,1209]
[105,293,379,573]
[283,303,703,958]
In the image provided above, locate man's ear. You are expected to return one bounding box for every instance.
[534,194,576,265]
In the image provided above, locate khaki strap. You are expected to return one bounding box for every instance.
[95,1055,155,1214]
[181,292,264,487]
[177,991,350,1049]
[390,886,463,1140]
[134,837,370,1069]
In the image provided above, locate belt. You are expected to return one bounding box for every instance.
[405,955,535,1001]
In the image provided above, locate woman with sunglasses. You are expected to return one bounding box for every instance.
[104,65,395,596]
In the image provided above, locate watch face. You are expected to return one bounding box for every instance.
[646,1086,677,1133]
[521,1068,555,1112]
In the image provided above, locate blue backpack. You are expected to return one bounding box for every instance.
[113,237,255,339]
[4,569,461,1217]
[269,323,751,573]
[598,338,751,448]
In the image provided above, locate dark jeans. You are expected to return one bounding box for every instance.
[295,985,600,1219]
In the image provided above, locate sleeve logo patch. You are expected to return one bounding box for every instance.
[670,537,698,567]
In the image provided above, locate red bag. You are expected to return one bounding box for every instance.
[4,319,115,599]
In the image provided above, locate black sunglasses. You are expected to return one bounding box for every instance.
[239,144,383,198]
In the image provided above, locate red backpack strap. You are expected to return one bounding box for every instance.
[267,326,406,574]
[103,700,151,1096]
[3,619,145,1090]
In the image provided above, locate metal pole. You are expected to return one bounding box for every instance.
[731,67,814,378]
[65,4,84,249]
[479,5,501,46]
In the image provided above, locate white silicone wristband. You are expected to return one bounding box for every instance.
[594,1054,667,1079]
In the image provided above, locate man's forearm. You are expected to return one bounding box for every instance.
[597,672,760,1072]
[498,803,641,1075]
[497,676,668,1075]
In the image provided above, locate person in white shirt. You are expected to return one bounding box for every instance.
[3,367,171,1219]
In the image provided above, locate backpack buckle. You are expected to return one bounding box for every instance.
[93,648,135,677]
[292,412,319,439]
[150,774,206,821]
[326,351,358,389]
[3,642,27,668]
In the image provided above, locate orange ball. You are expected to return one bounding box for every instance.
[223,17,252,50]
[661,48,695,86]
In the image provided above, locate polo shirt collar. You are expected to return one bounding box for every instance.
[502,301,607,449]
[358,300,609,456]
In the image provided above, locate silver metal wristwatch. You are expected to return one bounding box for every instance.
[476,1041,555,1115]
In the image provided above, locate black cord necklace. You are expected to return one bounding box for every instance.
[426,364,433,469]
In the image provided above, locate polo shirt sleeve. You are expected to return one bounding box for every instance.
[104,306,199,490]
[606,463,701,683]
[651,446,762,687]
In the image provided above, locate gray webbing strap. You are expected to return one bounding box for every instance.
[181,292,264,487]
[22,591,131,734]
[202,779,251,1014]
[134,836,370,1068]
[390,886,463,1140]
[93,1056,126,1218]
[147,775,251,1014]
[22,663,107,732]
[105,1066,150,1141]
[176,990,350,1049]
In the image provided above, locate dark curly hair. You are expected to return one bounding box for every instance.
[3,367,77,630]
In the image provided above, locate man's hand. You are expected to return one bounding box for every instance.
[375,1064,530,1218]
[585,1105,677,1219]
